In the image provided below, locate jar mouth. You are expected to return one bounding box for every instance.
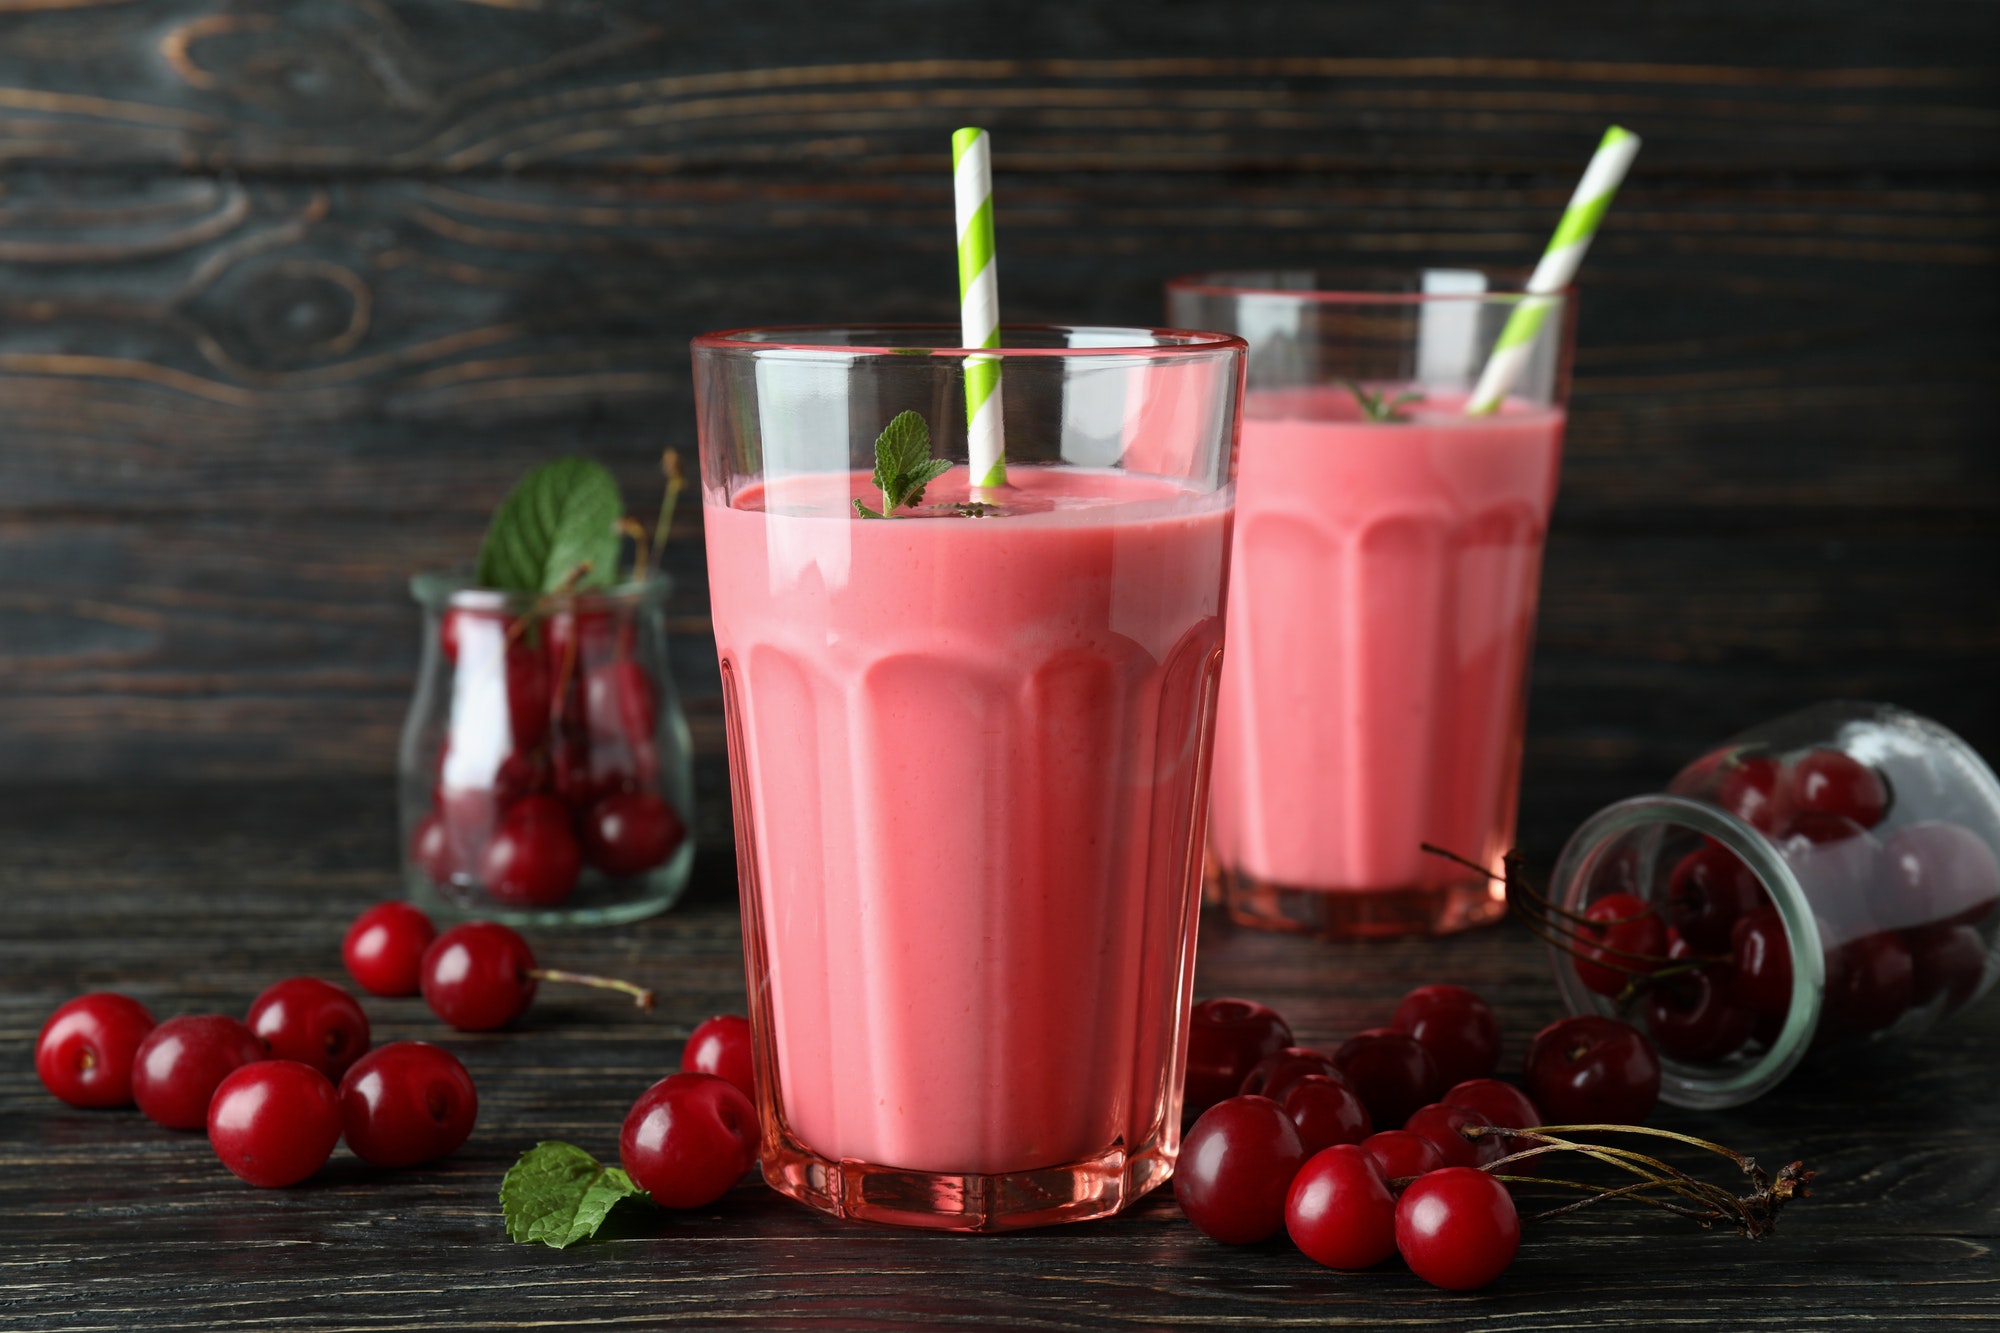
[1548,794,1828,1110]
[408,569,674,611]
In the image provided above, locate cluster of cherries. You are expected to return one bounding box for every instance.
[412,605,686,908]
[1570,744,1998,1063]
[1176,986,1662,1290]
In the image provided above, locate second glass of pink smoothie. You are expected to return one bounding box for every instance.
[1168,271,1574,937]
[694,325,1243,1230]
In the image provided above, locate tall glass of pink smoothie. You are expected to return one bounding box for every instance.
[1167,271,1574,937]
[693,325,1243,1230]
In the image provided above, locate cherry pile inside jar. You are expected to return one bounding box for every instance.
[1548,702,2000,1105]
[402,583,693,923]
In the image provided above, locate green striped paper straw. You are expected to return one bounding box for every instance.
[953,126,1006,487]
[1465,125,1642,416]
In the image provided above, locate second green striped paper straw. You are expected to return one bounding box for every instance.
[953,127,1006,487]
[1466,125,1642,416]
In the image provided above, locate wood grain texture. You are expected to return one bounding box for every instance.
[2,780,1996,1330]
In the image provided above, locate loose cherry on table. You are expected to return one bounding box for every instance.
[208,1059,343,1188]
[1280,1074,1372,1155]
[619,1072,760,1209]
[681,1014,755,1101]
[1643,937,1755,1064]
[1790,748,1890,829]
[1285,1144,1397,1270]
[343,902,439,998]
[1403,1101,1505,1169]
[1571,892,1669,996]
[339,1040,478,1167]
[1185,998,1294,1111]
[35,992,155,1109]
[419,921,654,1031]
[583,790,685,878]
[1524,1014,1660,1125]
[1395,1165,1521,1291]
[1443,1079,1542,1148]
[1667,840,1767,953]
[1237,1046,1342,1103]
[131,1015,267,1131]
[1359,1129,1445,1182]
[1333,1029,1442,1131]
[1391,984,1500,1087]
[247,977,371,1081]
[481,794,584,907]
[1174,1094,1307,1245]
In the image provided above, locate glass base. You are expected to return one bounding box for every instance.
[758,1120,1175,1233]
[1208,859,1507,938]
[406,840,694,928]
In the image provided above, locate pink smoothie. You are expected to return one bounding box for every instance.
[706,466,1231,1176]
[1207,386,1564,895]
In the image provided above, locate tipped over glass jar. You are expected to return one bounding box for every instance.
[398,574,696,926]
[1549,702,2000,1108]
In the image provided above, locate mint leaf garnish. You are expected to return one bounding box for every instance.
[500,1141,651,1248]
[1343,380,1425,424]
[859,410,950,517]
[476,458,624,593]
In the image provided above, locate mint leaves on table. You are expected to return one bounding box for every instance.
[476,458,624,593]
[501,1141,652,1248]
[1343,380,1425,424]
[853,410,950,519]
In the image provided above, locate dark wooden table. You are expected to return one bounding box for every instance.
[5,779,1996,1330]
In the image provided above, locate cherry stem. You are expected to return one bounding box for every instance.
[1495,1175,1730,1225]
[528,968,657,1011]
[619,517,651,582]
[654,448,685,571]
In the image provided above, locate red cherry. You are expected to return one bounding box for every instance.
[1790,748,1889,828]
[1729,907,1795,1017]
[681,1014,755,1101]
[131,1015,266,1131]
[421,922,538,1031]
[1285,1144,1397,1270]
[1237,1046,1343,1103]
[1443,1079,1542,1151]
[207,1060,342,1188]
[1643,937,1755,1063]
[1881,822,2000,930]
[338,1040,478,1167]
[1524,1015,1659,1125]
[504,636,552,750]
[439,608,465,663]
[583,791,685,878]
[1824,931,1914,1033]
[1175,1095,1307,1244]
[1907,924,1986,1012]
[585,657,658,745]
[1395,1166,1521,1291]
[1713,754,1786,832]
[1185,997,1294,1111]
[411,813,456,887]
[1667,840,1766,953]
[492,750,548,808]
[34,993,155,1109]
[481,795,582,907]
[1571,892,1669,996]
[619,1072,760,1209]
[1779,814,1884,944]
[1391,984,1500,1087]
[1360,1129,1446,1181]
[1403,1101,1505,1169]
[1333,1029,1442,1130]
[1279,1074,1372,1154]
[246,977,371,1081]
[342,902,439,998]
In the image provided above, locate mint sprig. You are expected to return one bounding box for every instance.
[1343,380,1425,424]
[501,1141,651,1248]
[476,458,624,593]
[854,410,950,519]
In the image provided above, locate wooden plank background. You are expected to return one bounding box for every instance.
[1,0,1995,860]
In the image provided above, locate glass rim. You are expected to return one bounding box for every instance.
[690,323,1248,359]
[409,569,673,610]
[1165,268,1575,305]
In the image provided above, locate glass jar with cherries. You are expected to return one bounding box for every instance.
[399,573,695,926]
[1548,702,1999,1107]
